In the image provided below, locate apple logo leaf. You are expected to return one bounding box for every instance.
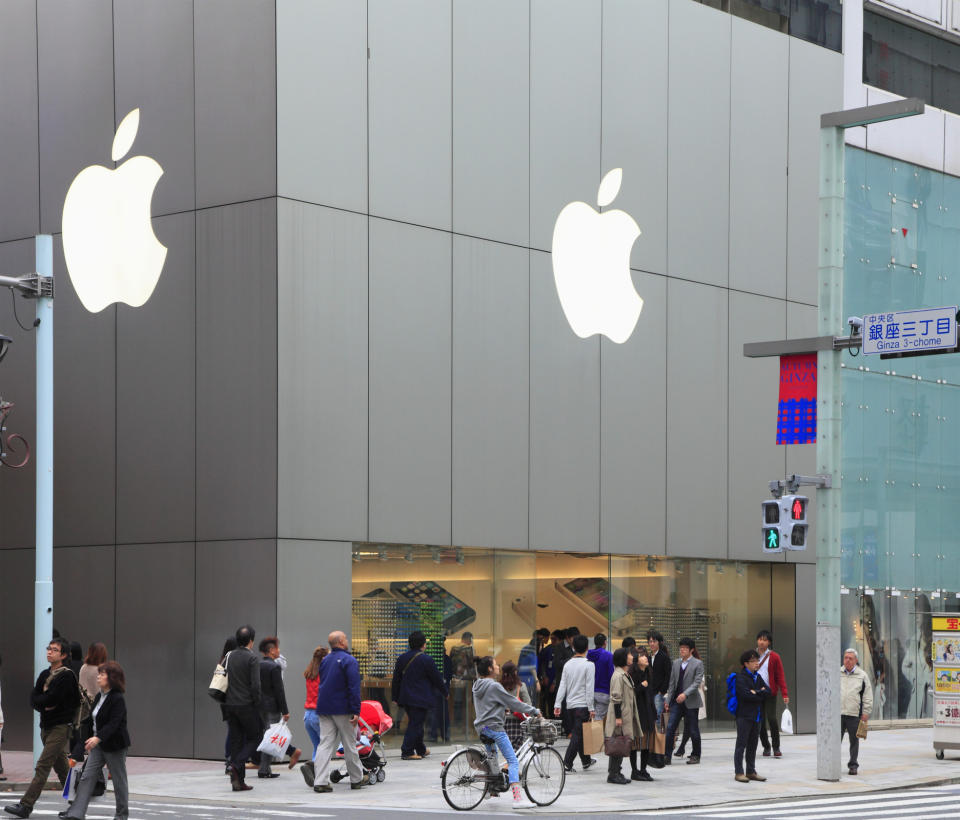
[597,167,622,208]
[112,108,140,162]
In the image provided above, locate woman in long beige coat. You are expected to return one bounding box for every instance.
[604,648,642,784]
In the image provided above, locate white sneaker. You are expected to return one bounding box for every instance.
[511,784,528,809]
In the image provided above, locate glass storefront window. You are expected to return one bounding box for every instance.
[693,0,841,52]
[351,544,795,746]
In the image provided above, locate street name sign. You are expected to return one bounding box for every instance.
[863,305,957,355]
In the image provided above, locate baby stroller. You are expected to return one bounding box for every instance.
[329,700,394,785]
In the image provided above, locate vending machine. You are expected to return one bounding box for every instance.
[931,614,960,759]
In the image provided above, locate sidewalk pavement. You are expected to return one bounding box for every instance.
[3,727,959,813]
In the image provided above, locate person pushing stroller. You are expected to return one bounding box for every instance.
[472,656,541,809]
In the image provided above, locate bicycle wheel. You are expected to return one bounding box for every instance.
[441,748,489,811]
[522,746,565,807]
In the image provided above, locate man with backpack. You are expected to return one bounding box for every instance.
[4,638,81,818]
[840,648,873,775]
[732,649,770,783]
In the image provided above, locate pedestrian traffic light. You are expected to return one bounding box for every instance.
[761,500,783,553]
[780,494,808,551]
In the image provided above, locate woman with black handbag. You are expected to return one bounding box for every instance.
[62,661,130,820]
[605,648,641,785]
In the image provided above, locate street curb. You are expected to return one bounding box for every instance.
[0,783,64,793]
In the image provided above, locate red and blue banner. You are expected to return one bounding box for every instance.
[777,353,817,445]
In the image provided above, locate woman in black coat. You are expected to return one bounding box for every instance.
[626,649,657,781]
[63,661,131,820]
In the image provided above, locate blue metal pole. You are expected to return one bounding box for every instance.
[33,234,53,763]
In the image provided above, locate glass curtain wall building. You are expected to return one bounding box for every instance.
[842,145,960,721]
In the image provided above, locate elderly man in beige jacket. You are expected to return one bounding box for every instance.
[840,648,874,776]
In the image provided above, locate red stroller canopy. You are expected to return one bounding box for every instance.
[360,700,393,733]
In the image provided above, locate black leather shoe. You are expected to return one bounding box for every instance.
[258,772,280,778]
[662,757,672,766]
[848,766,858,776]
[582,758,596,771]
[58,812,69,819]
[635,770,653,781]
[762,747,772,757]
[563,765,574,773]
[686,755,700,765]
[4,805,30,819]
[606,773,630,784]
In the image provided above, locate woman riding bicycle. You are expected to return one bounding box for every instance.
[472,656,541,809]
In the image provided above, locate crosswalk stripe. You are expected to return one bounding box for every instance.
[695,796,947,820]
[682,791,942,817]
[745,811,947,820]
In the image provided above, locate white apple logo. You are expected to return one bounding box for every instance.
[551,168,643,344]
[62,108,167,313]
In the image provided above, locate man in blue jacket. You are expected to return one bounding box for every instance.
[734,649,770,784]
[310,631,369,793]
[392,631,447,760]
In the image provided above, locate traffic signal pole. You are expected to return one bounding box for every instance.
[743,97,925,781]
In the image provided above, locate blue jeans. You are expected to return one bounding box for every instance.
[482,728,519,784]
[304,710,322,759]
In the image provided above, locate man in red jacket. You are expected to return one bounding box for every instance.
[756,630,789,758]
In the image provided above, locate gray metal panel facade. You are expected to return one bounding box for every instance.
[194,0,276,209]
[368,218,452,545]
[116,212,196,545]
[452,0,530,247]
[788,38,843,306]
[452,236,529,549]
[601,0,668,277]
[117,542,195,758]
[0,238,38,550]
[196,200,278,542]
[666,278,728,557]
[53,545,116,670]
[277,539,353,742]
[667,0,731,287]
[529,0,601,253]
[114,0,196,218]
[529,250,600,552]
[0,1,39,243]
[728,291,787,561]
[368,0,451,230]
[600,271,667,556]
[193,539,277,759]
[36,0,116,235]
[277,200,368,543]
[52,236,116,548]
[0,549,35,748]
[729,18,788,298]
[277,0,367,212]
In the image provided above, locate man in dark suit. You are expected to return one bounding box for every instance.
[257,636,301,778]
[733,649,770,783]
[224,625,262,792]
[392,631,447,760]
[663,637,704,765]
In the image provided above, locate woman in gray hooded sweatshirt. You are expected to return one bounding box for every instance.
[472,656,541,808]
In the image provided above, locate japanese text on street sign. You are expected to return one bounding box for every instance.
[863,306,957,355]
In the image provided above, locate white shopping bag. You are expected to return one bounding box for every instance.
[62,759,83,802]
[780,707,794,735]
[257,719,292,759]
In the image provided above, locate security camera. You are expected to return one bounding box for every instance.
[847,316,863,334]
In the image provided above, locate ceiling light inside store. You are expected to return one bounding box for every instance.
[646,557,658,573]
[714,562,724,574]
[431,547,440,564]
[695,561,706,576]
[455,548,465,566]
[378,546,388,562]
[674,560,684,574]
[403,546,414,563]
[352,551,361,563]
[735,562,744,577]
